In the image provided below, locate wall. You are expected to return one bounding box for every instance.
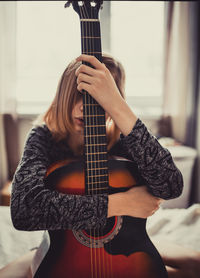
[0,2,16,188]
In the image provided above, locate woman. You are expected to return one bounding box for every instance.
[2,54,198,277]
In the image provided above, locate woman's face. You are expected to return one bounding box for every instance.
[71,94,110,138]
[71,98,84,135]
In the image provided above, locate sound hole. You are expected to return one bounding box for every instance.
[84,217,116,238]
[73,216,123,248]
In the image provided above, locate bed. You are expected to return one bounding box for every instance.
[0,204,200,269]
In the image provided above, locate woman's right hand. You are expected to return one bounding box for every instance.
[108,186,163,219]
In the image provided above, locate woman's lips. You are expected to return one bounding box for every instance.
[75,117,84,126]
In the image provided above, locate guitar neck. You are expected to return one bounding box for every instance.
[80,20,109,195]
[81,20,102,61]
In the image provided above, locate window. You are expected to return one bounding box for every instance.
[110,2,164,117]
[16,1,164,117]
[16,1,81,114]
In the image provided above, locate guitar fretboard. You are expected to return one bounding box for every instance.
[80,20,109,195]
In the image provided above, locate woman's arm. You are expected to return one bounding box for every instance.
[11,126,108,231]
[76,54,183,200]
[108,186,163,218]
[11,126,161,232]
[119,119,183,199]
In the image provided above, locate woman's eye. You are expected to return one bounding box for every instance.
[77,91,83,99]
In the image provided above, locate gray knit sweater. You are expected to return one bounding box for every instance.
[11,119,183,231]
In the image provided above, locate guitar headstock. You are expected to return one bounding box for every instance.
[65,1,103,19]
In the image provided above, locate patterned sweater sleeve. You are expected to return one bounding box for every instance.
[11,126,108,231]
[120,119,183,200]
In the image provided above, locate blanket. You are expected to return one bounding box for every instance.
[0,204,200,268]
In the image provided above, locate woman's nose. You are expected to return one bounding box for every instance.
[79,102,83,112]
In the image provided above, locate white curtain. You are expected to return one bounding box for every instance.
[163,1,200,202]
[0,2,17,188]
[163,2,190,143]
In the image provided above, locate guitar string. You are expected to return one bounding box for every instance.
[87,7,98,278]
[80,3,111,277]
[89,4,109,278]
[91,5,109,278]
[90,5,106,277]
[90,6,100,278]
[82,4,97,278]
[87,7,99,278]
[93,7,106,276]
[95,5,111,277]
[89,6,100,278]
[94,15,107,278]
[84,4,103,277]
[79,6,94,278]
[92,6,110,277]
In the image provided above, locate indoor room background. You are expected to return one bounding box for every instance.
[0,0,200,272]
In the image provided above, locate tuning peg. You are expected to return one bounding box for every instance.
[64,1,72,8]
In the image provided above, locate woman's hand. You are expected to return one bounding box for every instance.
[75,55,138,136]
[108,186,163,219]
[75,54,121,112]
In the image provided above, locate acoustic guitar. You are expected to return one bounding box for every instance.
[35,1,168,277]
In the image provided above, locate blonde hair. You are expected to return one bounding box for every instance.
[43,54,125,149]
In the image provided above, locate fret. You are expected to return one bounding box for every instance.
[87,187,108,191]
[84,103,99,106]
[86,159,107,163]
[87,167,108,171]
[82,52,102,54]
[87,178,108,184]
[84,114,104,117]
[85,134,106,137]
[82,36,101,39]
[85,139,107,146]
[85,130,106,138]
[87,174,108,178]
[85,148,107,156]
[86,163,108,168]
[86,163,108,171]
[85,121,105,127]
[80,19,100,22]
[84,113,105,122]
[85,124,105,127]
[85,143,107,147]
[86,151,107,155]
[87,180,108,185]
[85,138,107,147]
[85,154,107,164]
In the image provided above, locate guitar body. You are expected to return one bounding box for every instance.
[35,159,168,278]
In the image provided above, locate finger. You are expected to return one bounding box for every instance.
[75,64,96,77]
[77,73,93,85]
[76,54,104,70]
[77,82,92,94]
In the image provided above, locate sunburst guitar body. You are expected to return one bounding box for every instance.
[35,158,168,278]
